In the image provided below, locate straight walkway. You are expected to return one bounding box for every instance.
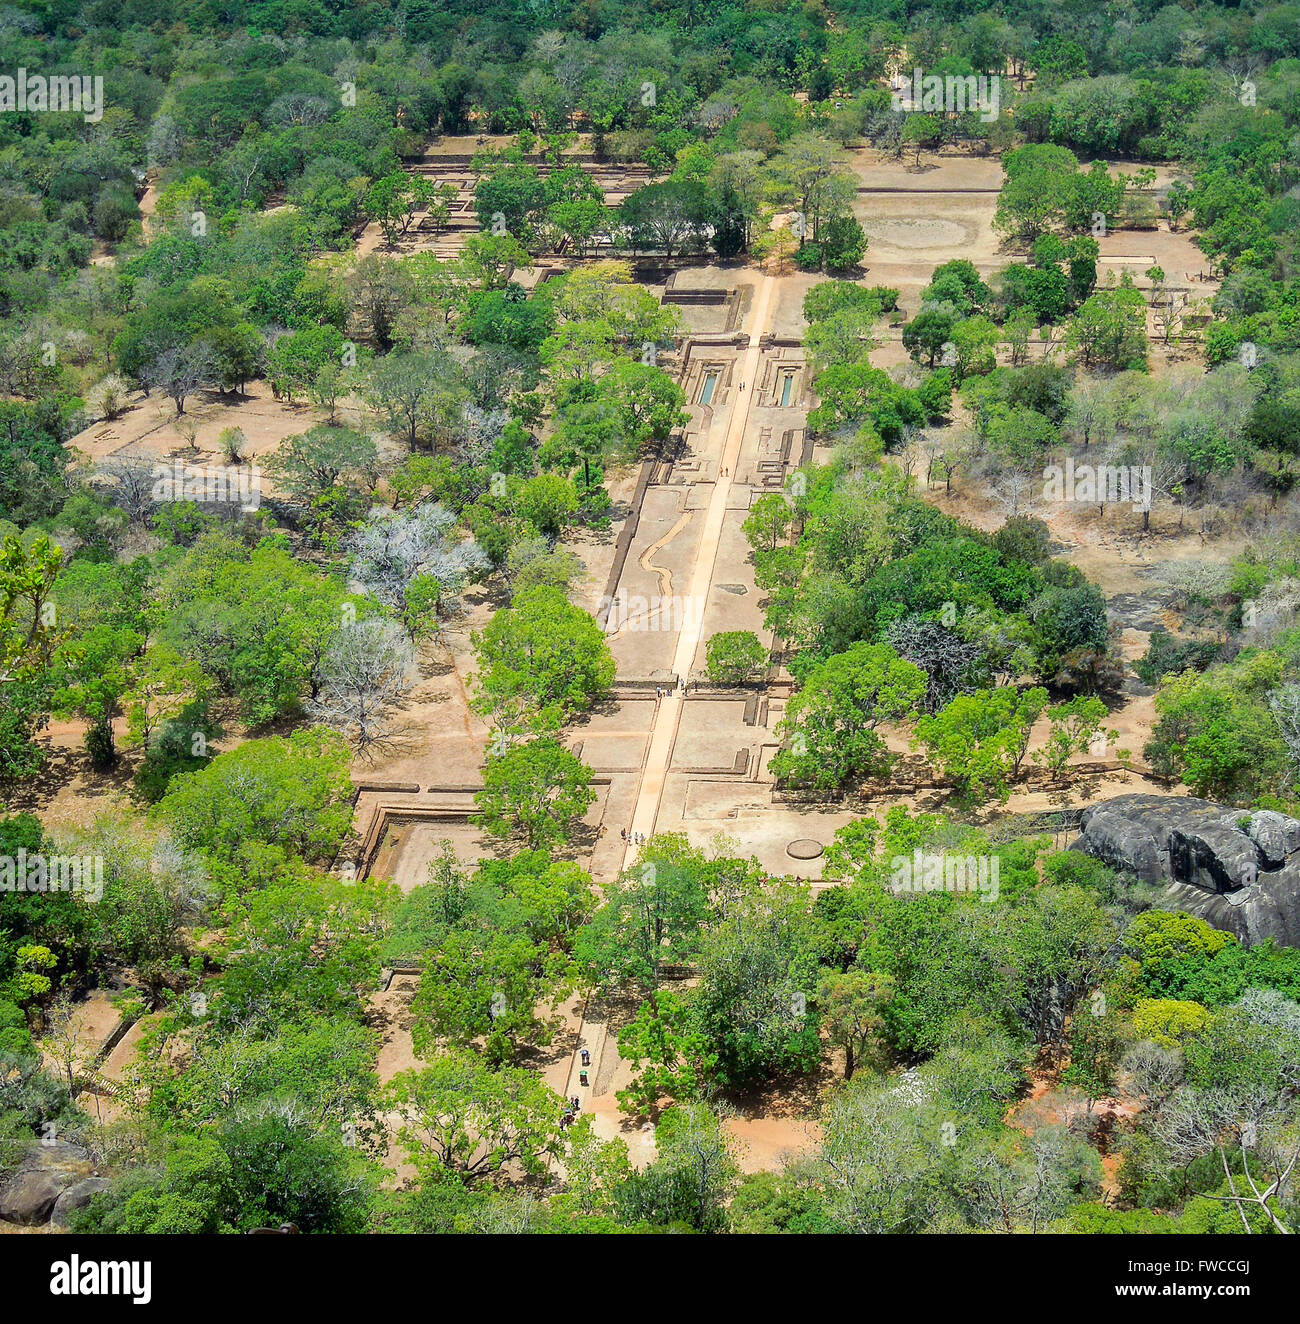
[621,272,779,873]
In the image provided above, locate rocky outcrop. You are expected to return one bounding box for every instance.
[1073,794,1300,948]
[0,1140,94,1226]
[50,1177,112,1229]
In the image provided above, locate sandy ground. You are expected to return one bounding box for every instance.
[68,381,355,467]
[64,381,398,523]
[40,988,123,1083]
[1007,1070,1147,1201]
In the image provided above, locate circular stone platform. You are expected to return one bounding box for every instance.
[787,838,824,860]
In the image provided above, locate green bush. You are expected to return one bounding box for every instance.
[1134,629,1224,685]
[0,999,33,1057]
[794,243,824,272]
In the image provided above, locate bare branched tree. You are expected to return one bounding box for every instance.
[310,617,415,754]
[1268,684,1300,776]
[1120,1041,1185,1115]
[885,616,984,712]
[95,456,158,529]
[988,467,1038,518]
[144,341,218,415]
[348,504,490,616]
[1153,1087,1299,1234]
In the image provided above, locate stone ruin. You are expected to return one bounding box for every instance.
[1072,793,1300,948]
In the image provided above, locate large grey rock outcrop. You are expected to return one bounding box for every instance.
[0,1140,92,1226]
[50,1176,112,1228]
[1073,794,1300,948]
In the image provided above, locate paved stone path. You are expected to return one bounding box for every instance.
[557,270,781,1156]
[621,271,779,873]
